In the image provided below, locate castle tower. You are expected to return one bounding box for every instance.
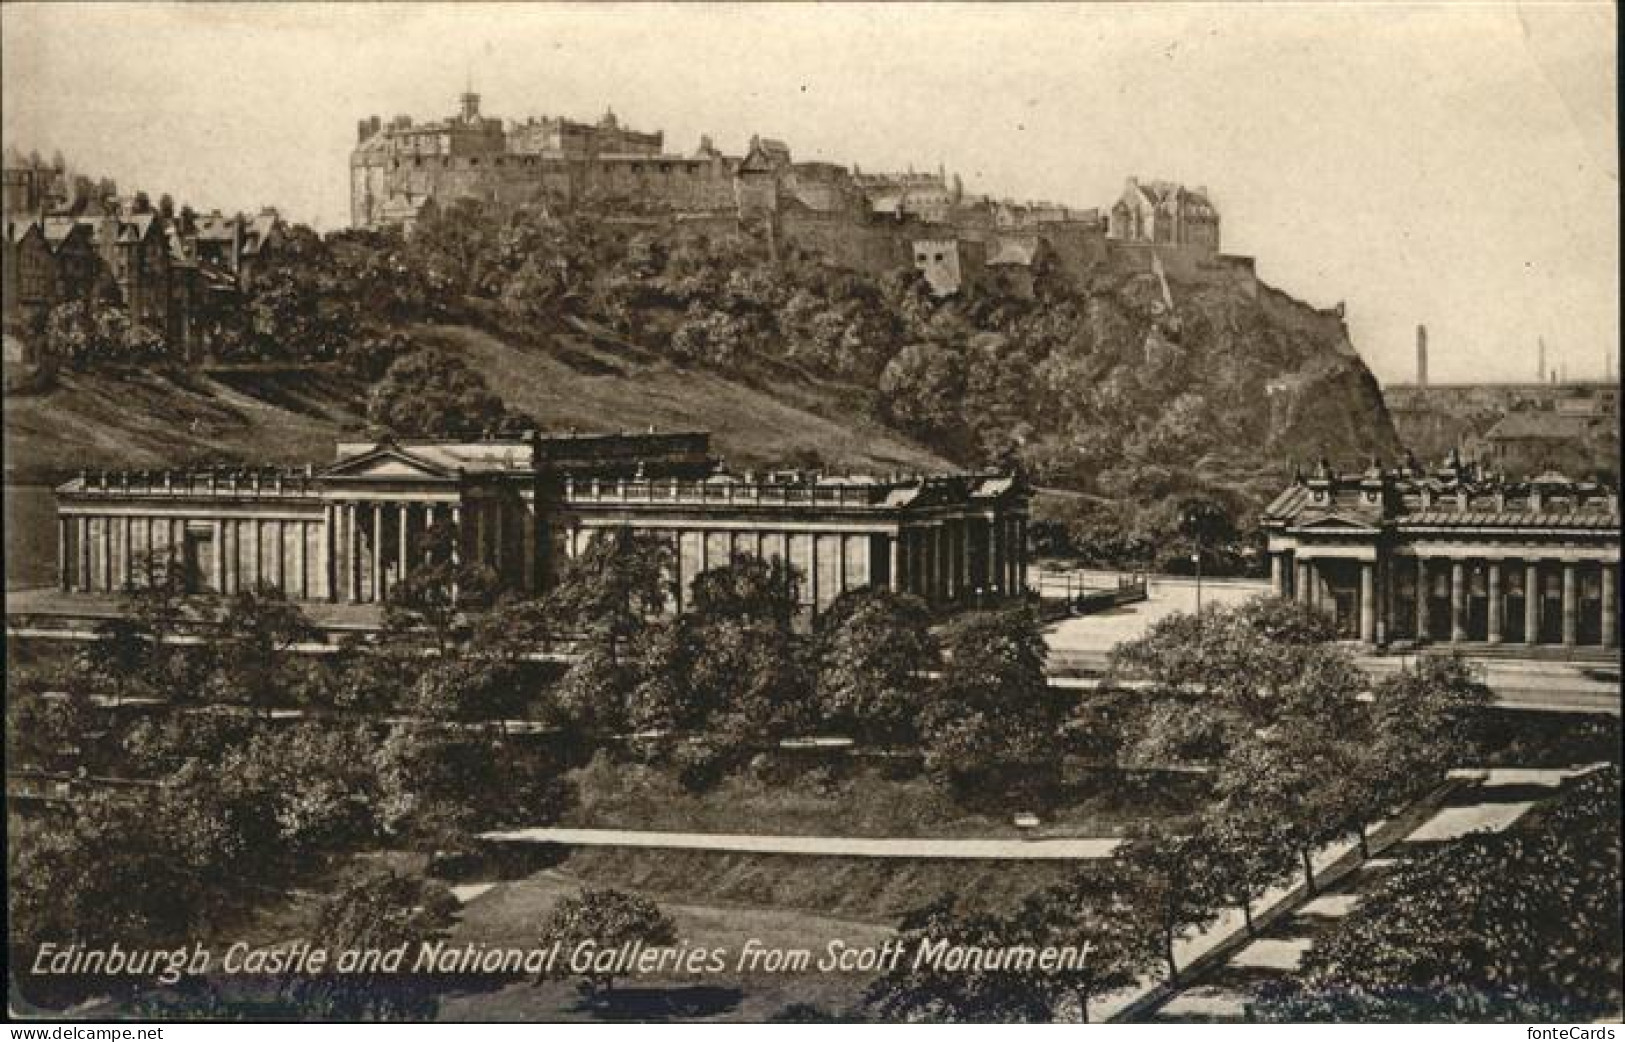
[459,90,481,122]
[1416,324,1428,387]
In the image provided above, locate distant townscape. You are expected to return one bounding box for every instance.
[1387,326,1619,478]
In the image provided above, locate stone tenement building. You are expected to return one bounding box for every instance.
[52,430,1032,619]
[1262,456,1619,651]
[2,204,280,357]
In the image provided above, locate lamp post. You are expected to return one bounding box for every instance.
[1192,550,1203,617]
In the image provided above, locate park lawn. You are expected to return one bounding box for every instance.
[439,866,890,1021]
[564,757,1211,842]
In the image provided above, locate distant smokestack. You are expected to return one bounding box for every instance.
[1416,324,1428,387]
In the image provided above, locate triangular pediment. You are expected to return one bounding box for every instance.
[1293,512,1381,533]
[319,444,456,482]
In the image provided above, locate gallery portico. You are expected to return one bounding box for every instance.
[1263,458,1619,651]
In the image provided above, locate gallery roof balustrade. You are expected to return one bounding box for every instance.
[60,466,321,499]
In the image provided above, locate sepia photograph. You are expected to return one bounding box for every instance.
[2,1,1620,1030]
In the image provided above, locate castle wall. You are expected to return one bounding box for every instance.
[354,152,740,226]
[1105,239,1258,297]
[778,210,914,275]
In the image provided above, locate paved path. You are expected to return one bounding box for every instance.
[478,826,1123,860]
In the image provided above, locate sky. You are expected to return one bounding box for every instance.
[2,2,1616,386]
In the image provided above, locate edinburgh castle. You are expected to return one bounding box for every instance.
[348,90,1260,299]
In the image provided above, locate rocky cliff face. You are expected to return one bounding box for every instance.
[1114,266,1401,468]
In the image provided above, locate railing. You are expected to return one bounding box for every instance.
[562,478,889,508]
[1035,569,1149,619]
[62,469,322,499]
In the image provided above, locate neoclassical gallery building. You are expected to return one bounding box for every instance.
[52,430,1032,617]
[1262,456,1619,650]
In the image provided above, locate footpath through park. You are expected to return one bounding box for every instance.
[477,827,1122,860]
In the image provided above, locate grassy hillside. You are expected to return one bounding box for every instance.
[2,322,950,483]
[414,323,952,473]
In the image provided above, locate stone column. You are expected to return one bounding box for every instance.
[1449,560,1466,642]
[121,517,134,590]
[450,505,462,565]
[211,520,223,594]
[371,502,384,603]
[58,517,70,591]
[273,520,287,591]
[1602,563,1617,649]
[959,520,971,594]
[1487,561,1503,644]
[809,530,821,611]
[990,517,1004,595]
[1017,518,1028,594]
[1295,559,1310,605]
[1524,561,1540,644]
[345,504,359,603]
[1562,561,1578,647]
[1359,561,1376,643]
[1271,554,1285,597]
[294,520,308,600]
[1414,557,1428,640]
[522,504,537,593]
[323,504,336,602]
[889,532,902,592]
[245,520,259,590]
[398,504,409,587]
[76,516,90,592]
[492,501,505,575]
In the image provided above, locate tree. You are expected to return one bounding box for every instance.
[687,553,800,629]
[1021,864,1160,1022]
[878,343,968,449]
[1200,809,1297,936]
[10,792,209,981]
[119,552,203,682]
[921,607,1063,796]
[1355,655,1491,816]
[43,301,168,368]
[1254,767,1621,1022]
[540,888,678,1004]
[1213,719,1368,895]
[281,868,457,1020]
[548,528,673,663]
[860,896,1058,1023]
[381,527,499,653]
[815,587,936,745]
[207,584,316,715]
[1114,831,1227,984]
[366,347,524,437]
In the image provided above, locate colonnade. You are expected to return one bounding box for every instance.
[1272,551,1618,649]
[564,512,1028,615]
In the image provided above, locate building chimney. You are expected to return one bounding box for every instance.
[1416,324,1428,387]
